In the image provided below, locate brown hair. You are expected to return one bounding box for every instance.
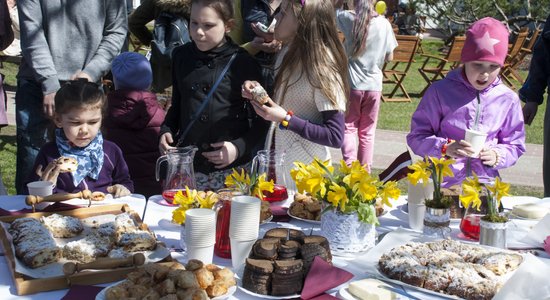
[274,0,349,108]
[54,79,106,115]
[191,0,234,24]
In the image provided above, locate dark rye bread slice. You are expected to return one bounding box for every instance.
[242,267,271,295]
[245,258,274,274]
[251,239,279,260]
[271,272,304,296]
[274,259,303,274]
[264,228,305,243]
[278,240,300,254]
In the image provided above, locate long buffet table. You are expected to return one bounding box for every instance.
[0,194,548,299]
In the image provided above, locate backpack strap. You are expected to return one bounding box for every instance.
[176,52,238,146]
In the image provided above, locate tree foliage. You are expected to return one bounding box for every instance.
[412,0,550,37]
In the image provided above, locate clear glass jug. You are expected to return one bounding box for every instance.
[251,150,288,202]
[155,146,198,203]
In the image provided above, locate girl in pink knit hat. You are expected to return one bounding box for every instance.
[407,17,526,187]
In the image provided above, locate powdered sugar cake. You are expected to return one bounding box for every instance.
[378,240,522,300]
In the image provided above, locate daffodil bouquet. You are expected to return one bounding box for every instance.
[172,187,218,225]
[407,156,456,209]
[460,174,510,223]
[224,168,275,200]
[290,159,401,225]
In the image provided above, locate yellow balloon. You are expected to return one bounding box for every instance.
[375,1,387,15]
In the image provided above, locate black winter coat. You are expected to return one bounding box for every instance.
[160,39,269,174]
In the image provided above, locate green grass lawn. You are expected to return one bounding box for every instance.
[0,39,545,197]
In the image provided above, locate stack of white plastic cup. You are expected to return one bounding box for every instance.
[184,208,216,264]
[229,196,261,268]
[407,179,434,231]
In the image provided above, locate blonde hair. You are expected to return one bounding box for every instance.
[274,0,349,108]
[351,0,375,58]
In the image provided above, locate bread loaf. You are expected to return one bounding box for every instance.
[41,213,83,238]
[8,218,61,268]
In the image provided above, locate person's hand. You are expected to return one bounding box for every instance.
[159,132,175,154]
[480,148,498,167]
[251,23,274,42]
[241,80,261,100]
[445,140,475,158]
[43,92,56,118]
[202,141,238,169]
[250,97,287,123]
[71,71,93,82]
[35,162,61,185]
[107,184,131,198]
[522,102,538,126]
[250,37,281,53]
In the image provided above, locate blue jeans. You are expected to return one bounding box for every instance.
[15,79,50,194]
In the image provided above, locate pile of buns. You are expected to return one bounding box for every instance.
[8,212,157,268]
[379,239,522,300]
[242,228,332,296]
[105,260,236,300]
[289,193,322,221]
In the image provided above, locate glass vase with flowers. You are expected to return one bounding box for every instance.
[460,175,510,248]
[407,156,456,238]
[291,159,401,253]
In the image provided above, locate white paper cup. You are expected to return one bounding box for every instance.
[185,209,216,246]
[187,244,215,264]
[408,203,426,231]
[464,128,488,158]
[27,181,54,197]
[407,180,434,204]
[229,196,260,239]
[230,237,256,269]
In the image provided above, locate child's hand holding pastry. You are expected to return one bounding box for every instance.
[35,162,61,186]
[107,184,131,198]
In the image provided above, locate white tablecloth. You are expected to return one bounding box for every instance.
[0,194,547,299]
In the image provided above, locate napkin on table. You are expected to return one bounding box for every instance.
[520,213,550,247]
[544,236,550,255]
[301,256,354,300]
[61,285,104,300]
[0,207,33,216]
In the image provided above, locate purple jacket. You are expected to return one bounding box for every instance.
[407,68,526,187]
[104,89,165,197]
[26,140,134,194]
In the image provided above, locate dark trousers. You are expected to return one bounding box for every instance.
[15,79,50,194]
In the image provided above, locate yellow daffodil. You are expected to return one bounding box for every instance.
[459,184,481,210]
[343,160,367,187]
[172,206,187,225]
[487,177,510,203]
[252,173,275,199]
[429,156,455,178]
[407,161,431,186]
[173,187,196,207]
[327,183,348,210]
[355,176,378,202]
[380,181,400,207]
[197,191,217,209]
[463,173,482,192]
[225,168,250,188]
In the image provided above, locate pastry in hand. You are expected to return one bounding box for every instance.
[250,85,271,105]
[56,156,78,172]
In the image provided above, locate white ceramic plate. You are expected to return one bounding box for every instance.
[501,196,542,210]
[261,214,274,225]
[96,280,237,300]
[287,210,321,224]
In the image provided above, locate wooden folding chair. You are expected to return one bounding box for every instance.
[128,34,150,53]
[501,28,540,86]
[382,35,420,102]
[417,36,466,96]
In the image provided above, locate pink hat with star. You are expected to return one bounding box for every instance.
[461,17,509,66]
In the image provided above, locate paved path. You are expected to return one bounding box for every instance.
[5,91,544,188]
